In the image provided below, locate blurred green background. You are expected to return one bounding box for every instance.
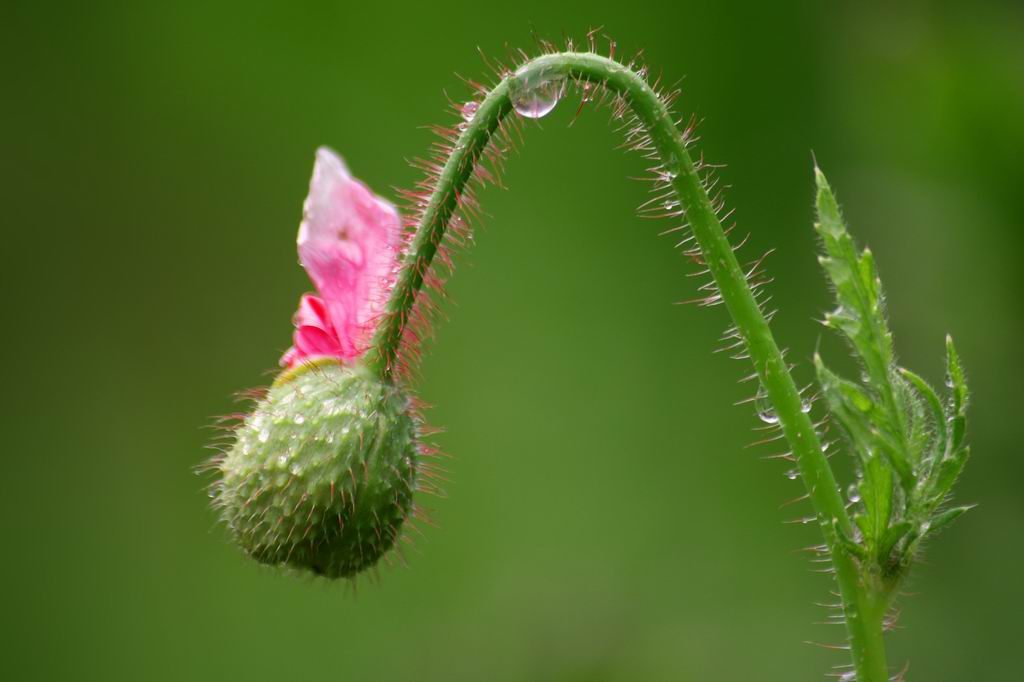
[4,1,1022,680]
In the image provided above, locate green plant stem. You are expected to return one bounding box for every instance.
[367,52,888,681]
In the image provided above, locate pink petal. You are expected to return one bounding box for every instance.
[293,324,344,358]
[280,148,402,368]
[281,294,335,367]
[292,293,333,331]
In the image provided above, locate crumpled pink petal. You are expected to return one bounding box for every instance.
[280,147,402,368]
[280,294,342,367]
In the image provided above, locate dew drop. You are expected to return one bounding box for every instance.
[847,484,861,503]
[663,199,680,211]
[785,469,800,480]
[510,67,566,119]
[755,391,779,425]
[461,100,479,122]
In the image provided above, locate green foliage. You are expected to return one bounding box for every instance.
[220,49,973,679]
[812,168,972,581]
[370,50,972,678]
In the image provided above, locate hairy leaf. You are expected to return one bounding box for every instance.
[812,168,972,584]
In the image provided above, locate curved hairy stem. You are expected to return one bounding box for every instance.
[368,52,888,681]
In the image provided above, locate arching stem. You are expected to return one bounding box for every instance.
[367,52,888,681]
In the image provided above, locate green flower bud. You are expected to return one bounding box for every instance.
[214,359,418,579]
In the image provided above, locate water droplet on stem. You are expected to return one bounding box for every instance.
[511,67,566,119]
[755,388,779,425]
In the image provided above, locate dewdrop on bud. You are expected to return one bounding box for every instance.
[216,359,419,578]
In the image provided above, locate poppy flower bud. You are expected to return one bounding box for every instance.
[214,359,418,578]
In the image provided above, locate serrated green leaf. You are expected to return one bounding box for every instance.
[815,355,913,483]
[928,505,974,534]
[841,381,874,413]
[859,454,893,548]
[815,355,873,454]
[945,335,969,452]
[833,518,868,559]
[858,248,879,304]
[949,414,967,454]
[812,168,972,583]
[945,334,969,415]
[870,428,914,486]
[814,167,847,241]
[814,168,895,388]
[878,521,914,564]
[931,446,970,502]
[819,255,853,289]
[898,367,947,459]
[893,370,929,469]
[854,513,871,539]
[823,308,861,338]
